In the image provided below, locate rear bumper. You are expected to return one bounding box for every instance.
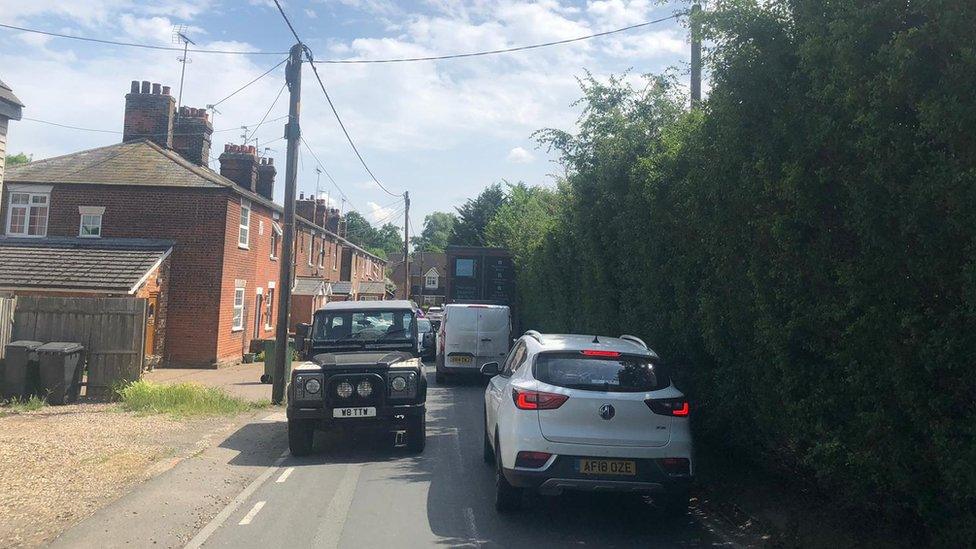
[501,455,692,495]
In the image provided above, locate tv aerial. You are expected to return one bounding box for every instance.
[172,25,196,119]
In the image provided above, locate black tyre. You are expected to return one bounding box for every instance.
[494,435,522,512]
[407,414,426,453]
[658,490,690,516]
[288,419,314,456]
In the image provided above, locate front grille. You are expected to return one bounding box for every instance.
[326,373,385,407]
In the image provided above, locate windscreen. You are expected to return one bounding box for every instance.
[534,353,669,392]
[313,310,414,343]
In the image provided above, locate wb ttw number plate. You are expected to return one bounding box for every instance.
[332,407,377,418]
[578,459,636,476]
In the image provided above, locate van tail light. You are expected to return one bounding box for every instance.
[657,457,690,476]
[514,451,552,468]
[645,398,690,417]
[513,388,568,410]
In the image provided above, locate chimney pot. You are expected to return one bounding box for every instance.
[152,83,161,95]
[141,81,151,93]
[172,103,214,166]
[162,85,171,95]
[248,145,256,155]
[225,144,231,152]
[130,80,140,93]
[124,79,176,147]
[268,158,274,166]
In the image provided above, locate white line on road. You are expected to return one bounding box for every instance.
[276,467,295,483]
[237,501,266,525]
[311,464,363,549]
[183,450,288,549]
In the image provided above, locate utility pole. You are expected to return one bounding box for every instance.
[273,43,303,405]
[690,3,702,106]
[403,192,410,300]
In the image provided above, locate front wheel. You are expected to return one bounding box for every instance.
[406,414,426,453]
[288,419,315,456]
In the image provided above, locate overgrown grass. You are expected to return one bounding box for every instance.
[0,395,47,417]
[117,380,267,418]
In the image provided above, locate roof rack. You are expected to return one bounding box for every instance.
[524,330,543,343]
[619,334,648,350]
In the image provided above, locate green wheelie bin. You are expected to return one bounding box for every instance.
[2,340,44,401]
[261,339,293,384]
[37,342,85,405]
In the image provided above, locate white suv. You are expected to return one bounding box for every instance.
[482,331,693,514]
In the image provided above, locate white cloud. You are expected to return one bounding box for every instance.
[506,146,534,163]
[304,8,318,18]
[365,201,397,224]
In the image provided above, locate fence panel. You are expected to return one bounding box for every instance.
[0,297,14,359]
[12,296,146,399]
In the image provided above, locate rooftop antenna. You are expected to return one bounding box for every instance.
[172,25,196,120]
[240,125,250,146]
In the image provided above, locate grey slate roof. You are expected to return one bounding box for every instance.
[0,78,23,120]
[358,281,387,295]
[292,277,326,296]
[0,237,173,293]
[331,281,353,295]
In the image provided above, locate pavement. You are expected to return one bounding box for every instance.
[50,364,742,548]
[145,362,272,402]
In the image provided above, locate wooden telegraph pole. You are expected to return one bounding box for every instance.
[690,3,702,106]
[402,192,410,299]
[272,43,303,405]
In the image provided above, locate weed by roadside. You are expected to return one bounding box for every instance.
[0,395,47,417]
[116,380,268,418]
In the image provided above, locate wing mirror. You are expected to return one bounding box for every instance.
[480,362,501,376]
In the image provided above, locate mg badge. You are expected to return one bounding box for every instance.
[599,404,615,420]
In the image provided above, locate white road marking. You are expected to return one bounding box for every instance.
[237,501,266,525]
[311,464,363,549]
[276,467,295,483]
[183,450,288,549]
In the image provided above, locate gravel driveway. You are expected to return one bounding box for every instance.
[0,403,246,548]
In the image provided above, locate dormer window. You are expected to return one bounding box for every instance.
[424,268,439,289]
[6,189,50,237]
[78,206,105,238]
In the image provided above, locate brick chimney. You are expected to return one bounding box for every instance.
[296,192,316,222]
[123,80,175,148]
[314,199,328,227]
[172,107,213,166]
[325,207,340,233]
[256,157,276,200]
[218,144,258,192]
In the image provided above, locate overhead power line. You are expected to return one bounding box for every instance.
[21,115,289,136]
[300,137,357,211]
[0,22,288,55]
[211,57,288,108]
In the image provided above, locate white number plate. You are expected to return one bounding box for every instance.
[332,407,377,418]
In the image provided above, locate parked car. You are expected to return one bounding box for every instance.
[288,300,428,456]
[426,306,444,323]
[417,318,436,361]
[481,331,692,514]
[435,304,511,383]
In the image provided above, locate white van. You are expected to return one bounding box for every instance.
[435,304,511,383]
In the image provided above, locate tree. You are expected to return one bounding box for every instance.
[5,152,30,167]
[343,211,403,259]
[411,211,456,253]
[373,223,404,258]
[450,183,507,246]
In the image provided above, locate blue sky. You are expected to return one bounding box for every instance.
[0,0,693,229]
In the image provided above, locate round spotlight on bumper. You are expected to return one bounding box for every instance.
[337,382,353,398]
[356,380,373,397]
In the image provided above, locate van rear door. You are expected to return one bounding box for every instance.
[477,307,510,362]
[444,306,480,369]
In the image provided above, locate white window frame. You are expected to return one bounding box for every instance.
[333,243,339,270]
[318,237,326,268]
[78,206,105,238]
[264,286,275,329]
[270,222,282,260]
[239,199,251,249]
[6,190,50,238]
[424,269,439,289]
[308,233,314,266]
[232,287,245,331]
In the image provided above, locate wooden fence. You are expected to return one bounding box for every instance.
[12,296,146,399]
[0,297,13,360]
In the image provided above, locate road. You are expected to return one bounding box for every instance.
[53,365,738,548]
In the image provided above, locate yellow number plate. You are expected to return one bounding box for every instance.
[451,356,472,364]
[578,459,636,476]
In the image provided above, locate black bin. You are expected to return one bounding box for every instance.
[2,340,44,401]
[37,342,85,405]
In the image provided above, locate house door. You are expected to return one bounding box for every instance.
[254,293,264,338]
[145,292,159,356]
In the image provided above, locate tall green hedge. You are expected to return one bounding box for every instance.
[499,0,976,543]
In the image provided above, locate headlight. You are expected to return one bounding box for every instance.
[337,382,353,398]
[391,376,407,391]
[357,380,373,397]
[305,378,321,394]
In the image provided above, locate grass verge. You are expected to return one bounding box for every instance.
[0,395,47,417]
[117,380,267,418]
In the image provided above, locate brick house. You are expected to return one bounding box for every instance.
[390,252,447,307]
[1,80,386,368]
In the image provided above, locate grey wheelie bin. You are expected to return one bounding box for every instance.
[2,340,44,401]
[261,339,293,384]
[37,342,85,405]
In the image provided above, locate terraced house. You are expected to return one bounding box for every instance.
[0,80,386,368]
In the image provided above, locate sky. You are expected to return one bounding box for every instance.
[0,0,694,230]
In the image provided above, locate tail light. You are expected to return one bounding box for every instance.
[657,457,690,475]
[645,398,690,417]
[513,388,568,410]
[514,451,552,468]
[581,349,620,357]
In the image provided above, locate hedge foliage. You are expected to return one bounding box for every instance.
[492,0,976,543]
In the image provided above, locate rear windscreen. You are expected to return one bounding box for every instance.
[534,353,669,392]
